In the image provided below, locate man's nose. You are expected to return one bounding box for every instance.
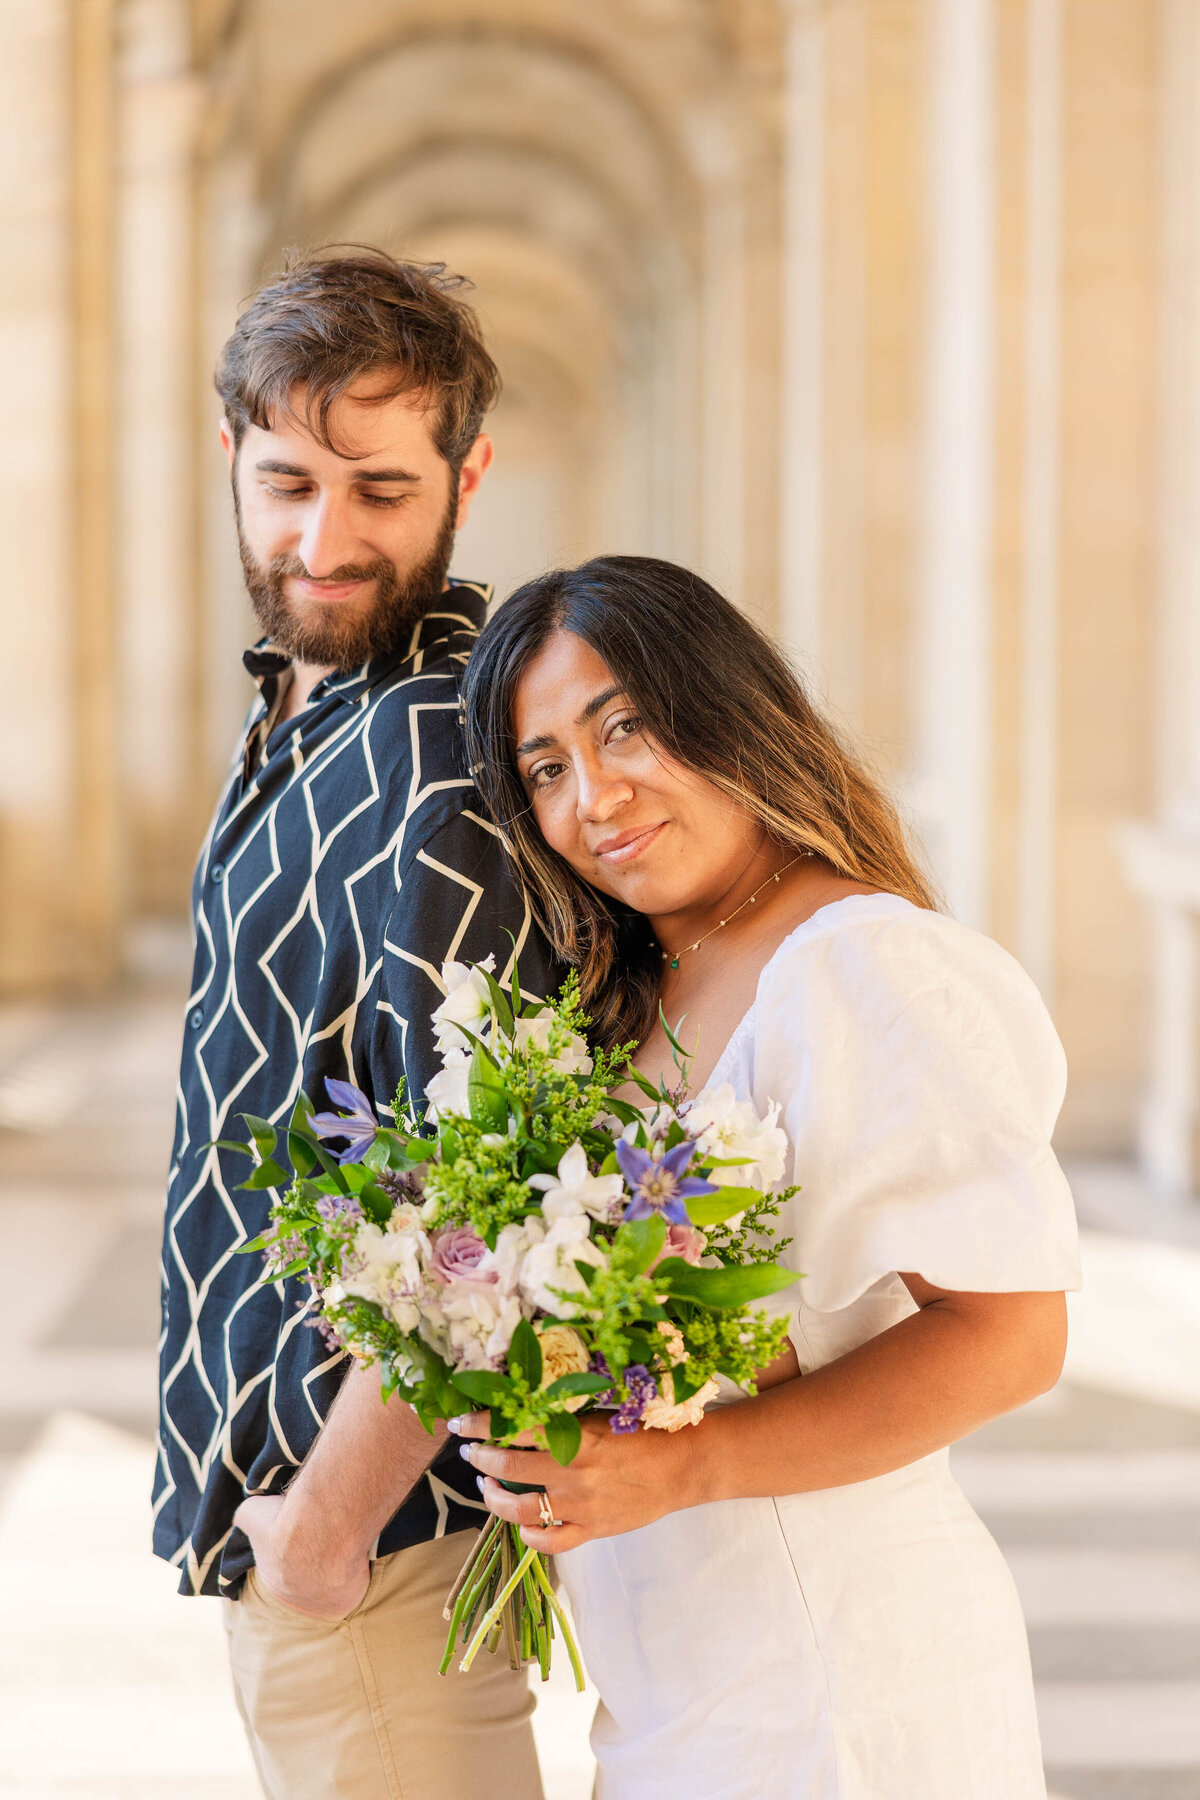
[296,497,362,577]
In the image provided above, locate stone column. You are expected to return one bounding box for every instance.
[779,0,825,668]
[116,0,202,915]
[912,0,995,927]
[1016,0,1062,1002]
[1119,0,1200,1197]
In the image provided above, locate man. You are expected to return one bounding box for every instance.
[154,250,554,1800]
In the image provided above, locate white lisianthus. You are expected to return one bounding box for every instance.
[527,1141,625,1224]
[514,1212,607,1319]
[684,1082,788,1189]
[640,1369,720,1431]
[512,1014,593,1076]
[441,1285,525,1371]
[341,1219,431,1333]
[424,1049,471,1123]
[432,954,497,1057]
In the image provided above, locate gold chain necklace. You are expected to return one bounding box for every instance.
[661,853,811,970]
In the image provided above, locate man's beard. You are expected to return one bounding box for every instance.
[233,480,458,670]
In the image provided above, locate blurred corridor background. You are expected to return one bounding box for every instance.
[1,2,1199,1796]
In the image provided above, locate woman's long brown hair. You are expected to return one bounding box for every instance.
[461,556,938,1050]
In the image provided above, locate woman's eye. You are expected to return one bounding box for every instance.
[609,715,643,742]
[528,761,565,790]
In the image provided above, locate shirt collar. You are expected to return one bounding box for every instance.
[241,578,492,707]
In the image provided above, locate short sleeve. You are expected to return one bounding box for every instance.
[748,900,1082,1314]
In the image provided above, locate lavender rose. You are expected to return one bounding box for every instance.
[429,1226,497,1288]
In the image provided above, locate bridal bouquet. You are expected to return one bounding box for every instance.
[230,959,799,1687]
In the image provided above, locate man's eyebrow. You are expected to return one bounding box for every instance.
[252,459,422,483]
[514,686,628,760]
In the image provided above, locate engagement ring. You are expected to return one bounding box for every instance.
[537,1492,563,1529]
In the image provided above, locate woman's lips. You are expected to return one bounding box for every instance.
[593,822,666,865]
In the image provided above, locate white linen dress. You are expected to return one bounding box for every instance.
[556,894,1082,1800]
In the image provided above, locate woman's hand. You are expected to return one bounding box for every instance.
[448,1411,696,1553]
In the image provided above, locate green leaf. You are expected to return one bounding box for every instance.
[238,1157,289,1191]
[598,1149,620,1176]
[669,1359,706,1403]
[614,1213,666,1276]
[360,1137,390,1174]
[603,1097,643,1126]
[480,966,516,1040]
[621,1062,663,1103]
[572,1259,598,1288]
[286,1131,316,1177]
[451,1370,512,1406]
[684,1185,763,1226]
[544,1372,610,1400]
[359,1181,393,1225]
[236,1233,269,1254]
[508,1317,543,1388]
[544,1409,582,1466]
[652,1257,800,1308]
[308,1137,351,1192]
[467,1039,509,1131]
[209,1137,255,1158]
[239,1114,278,1159]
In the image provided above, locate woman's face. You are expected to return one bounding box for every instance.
[511,629,764,920]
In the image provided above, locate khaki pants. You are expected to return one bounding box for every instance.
[223,1532,545,1800]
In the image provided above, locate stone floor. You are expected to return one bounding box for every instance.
[0,983,1198,1799]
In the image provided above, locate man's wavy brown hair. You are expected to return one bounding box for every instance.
[215,247,500,465]
[461,556,938,1051]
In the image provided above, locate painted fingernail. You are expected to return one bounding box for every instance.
[447,1418,462,1434]
[459,1444,473,1462]
[476,1475,485,1492]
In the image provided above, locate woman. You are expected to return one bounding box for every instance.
[451,556,1080,1799]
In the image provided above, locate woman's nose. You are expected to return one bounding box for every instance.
[575,761,633,821]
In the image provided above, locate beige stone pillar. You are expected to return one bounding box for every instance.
[1016,0,1062,1002]
[912,0,995,926]
[0,0,122,991]
[116,0,202,915]
[1120,0,1200,1197]
[779,0,825,668]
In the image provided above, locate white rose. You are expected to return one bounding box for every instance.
[431,955,497,1056]
[512,1015,593,1076]
[492,1216,543,1296]
[527,1140,625,1224]
[685,1083,789,1189]
[341,1219,430,1332]
[424,1049,471,1124]
[536,1324,592,1412]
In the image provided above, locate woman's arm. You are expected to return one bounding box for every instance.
[454,1280,1067,1553]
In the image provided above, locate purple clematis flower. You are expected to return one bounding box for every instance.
[310,1077,378,1163]
[615,1137,717,1226]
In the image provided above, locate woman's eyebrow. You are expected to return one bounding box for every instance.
[514,686,627,759]
[576,684,626,725]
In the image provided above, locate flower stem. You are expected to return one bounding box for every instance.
[530,1552,586,1693]
[459,1538,539,1673]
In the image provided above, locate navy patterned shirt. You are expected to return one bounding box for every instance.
[153,580,557,1598]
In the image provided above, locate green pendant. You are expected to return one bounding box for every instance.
[669,957,679,970]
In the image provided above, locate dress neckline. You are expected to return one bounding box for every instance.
[696,891,916,1095]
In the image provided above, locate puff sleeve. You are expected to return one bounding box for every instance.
[746,900,1081,1316]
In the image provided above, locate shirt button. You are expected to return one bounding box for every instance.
[189,1008,204,1030]
[210,863,225,883]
